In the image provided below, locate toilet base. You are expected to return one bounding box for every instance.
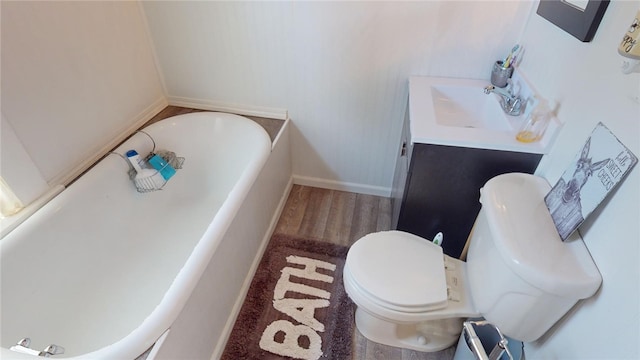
[354,307,463,352]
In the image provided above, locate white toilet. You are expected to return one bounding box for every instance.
[343,173,602,352]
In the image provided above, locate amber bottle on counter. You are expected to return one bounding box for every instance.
[516,99,551,143]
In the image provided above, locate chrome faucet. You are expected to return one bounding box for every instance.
[483,83,524,116]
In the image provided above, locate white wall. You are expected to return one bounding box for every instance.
[1,2,166,188]
[0,114,49,206]
[519,2,640,359]
[142,1,532,195]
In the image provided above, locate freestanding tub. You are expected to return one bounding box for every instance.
[0,112,292,359]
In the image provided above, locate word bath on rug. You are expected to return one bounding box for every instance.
[221,235,354,360]
[259,255,336,360]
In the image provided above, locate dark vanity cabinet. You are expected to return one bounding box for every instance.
[393,142,542,259]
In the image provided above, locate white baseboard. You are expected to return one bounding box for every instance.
[168,96,288,120]
[292,174,391,198]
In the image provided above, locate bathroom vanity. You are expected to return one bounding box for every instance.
[392,76,559,259]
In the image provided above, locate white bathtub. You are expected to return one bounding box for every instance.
[0,112,292,359]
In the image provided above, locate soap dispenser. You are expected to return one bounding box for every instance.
[516,98,552,143]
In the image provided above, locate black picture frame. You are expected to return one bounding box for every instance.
[536,0,610,42]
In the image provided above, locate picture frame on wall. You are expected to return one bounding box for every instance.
[536,0,610,42]
[545,123,637,241]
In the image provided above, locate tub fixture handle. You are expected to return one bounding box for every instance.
[41,344,65,357]
[10,338,65,357]
[17,338,31,347]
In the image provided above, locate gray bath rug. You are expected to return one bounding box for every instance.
[221,234,354,360]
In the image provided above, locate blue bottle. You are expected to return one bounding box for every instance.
[148,154,176,180]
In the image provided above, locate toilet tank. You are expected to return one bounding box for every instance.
[466,173,602,342]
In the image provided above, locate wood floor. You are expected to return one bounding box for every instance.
[272,185,457,360]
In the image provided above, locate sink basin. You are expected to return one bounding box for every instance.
[409,75,559,154]
[430,84,512,131]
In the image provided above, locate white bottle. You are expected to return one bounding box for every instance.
[125,150,144,172]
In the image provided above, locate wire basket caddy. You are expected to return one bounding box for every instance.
[108,130,186,193]
[127,150,185,193]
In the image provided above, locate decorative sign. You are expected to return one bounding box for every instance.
[545,122,637,240]
[618,10,640,59]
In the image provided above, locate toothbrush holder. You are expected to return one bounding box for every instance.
[490,60,513,88]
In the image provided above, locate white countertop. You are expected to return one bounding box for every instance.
[409,76,559,154]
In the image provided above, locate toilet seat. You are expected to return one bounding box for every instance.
[344,230,479,351]
[345,231,448,313]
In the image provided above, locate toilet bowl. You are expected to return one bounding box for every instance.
[343,173,603,353]
[343,231,479,351]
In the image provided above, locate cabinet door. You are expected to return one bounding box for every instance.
[396,144,541,258]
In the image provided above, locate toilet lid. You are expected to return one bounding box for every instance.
[346,231,448,312]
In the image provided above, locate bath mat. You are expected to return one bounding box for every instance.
[221,234,355,360]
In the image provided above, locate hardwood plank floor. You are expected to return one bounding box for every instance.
[272,185,457,360]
